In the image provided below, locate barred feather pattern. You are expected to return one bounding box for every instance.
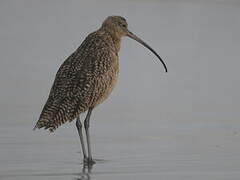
[34,29,120,132]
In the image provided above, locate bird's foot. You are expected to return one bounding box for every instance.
[83,157,96,166]
[87,158,96,165]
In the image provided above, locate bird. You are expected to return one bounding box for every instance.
[34,16,167,165]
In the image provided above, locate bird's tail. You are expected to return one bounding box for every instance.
[33,97,84,132]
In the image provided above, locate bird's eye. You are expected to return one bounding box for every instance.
[121,24,127,28]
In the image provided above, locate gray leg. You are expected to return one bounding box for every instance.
[76,116,87,162]
[84,108,95,164]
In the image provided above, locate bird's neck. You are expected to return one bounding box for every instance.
[100,27,122,53]
[110,34,121,53]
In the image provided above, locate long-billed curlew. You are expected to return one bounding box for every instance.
[34,16,167,165]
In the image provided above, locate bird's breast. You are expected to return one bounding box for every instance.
[90,54,119,107]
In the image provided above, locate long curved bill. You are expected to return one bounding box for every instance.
[127,31,168,72]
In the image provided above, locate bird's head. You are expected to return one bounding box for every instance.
[102,16,128,37]
[101,16,168,72]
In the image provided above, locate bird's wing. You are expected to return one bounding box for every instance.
[34,32,116,132]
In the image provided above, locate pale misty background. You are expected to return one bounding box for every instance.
[0,0,240,180]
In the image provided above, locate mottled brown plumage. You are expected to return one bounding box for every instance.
[34,17,123,132]
[34,16,167,164]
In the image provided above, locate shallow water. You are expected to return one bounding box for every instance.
[1,114,240,180]
[1,0,240,179]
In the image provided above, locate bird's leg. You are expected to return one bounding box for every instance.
[76,116,87,162]
[84,108,95,165]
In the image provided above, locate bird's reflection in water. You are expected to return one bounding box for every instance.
[75,164,93,180]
